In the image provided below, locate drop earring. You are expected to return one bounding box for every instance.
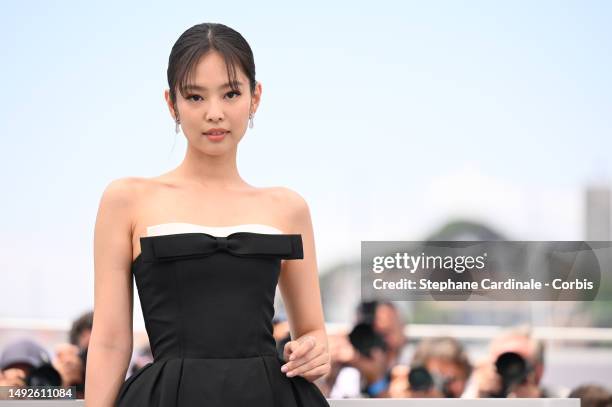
[248,113,254,129]
[175,119,181,134]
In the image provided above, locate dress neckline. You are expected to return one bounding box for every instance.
[147,222,284,235]
[133,222,286,266]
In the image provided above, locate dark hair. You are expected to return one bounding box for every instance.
[569,384,612,407]
[355,300,397,325]
[167,23,257,110]
[69,311,93,347]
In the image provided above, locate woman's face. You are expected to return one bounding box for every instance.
[164,51,261,155]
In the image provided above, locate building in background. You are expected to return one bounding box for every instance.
[586,185,611,241]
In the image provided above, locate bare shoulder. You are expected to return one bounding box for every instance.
[98,177,155,229]
[263,186,308,211]
[99,177,151,209]
[262,186,311,232]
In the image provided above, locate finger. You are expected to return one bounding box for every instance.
[282,343,323,372]
[283,340,299,361]
[301,363,331,382]
[284,340,303,362]
[4,369,25,380]
[10,377,26,387]
[286,352,329,377]
[289,336,316,361]
[299,360,332,382]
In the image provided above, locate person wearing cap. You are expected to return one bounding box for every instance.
[0,338,52,389]
[0,338,85,395]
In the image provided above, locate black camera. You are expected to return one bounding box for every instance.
[25,363,62,387]
[493,351,533,398]
[408,365,453,397]
[348,322,387,358]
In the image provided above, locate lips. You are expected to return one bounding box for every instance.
[203,128,229,135]
[203,130,228,142]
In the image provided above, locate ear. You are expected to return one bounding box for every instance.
[250,81,263,114]
[164,89,178,121]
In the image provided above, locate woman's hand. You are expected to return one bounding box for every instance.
[280,334,331,382]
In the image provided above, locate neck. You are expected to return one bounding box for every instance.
[175,144,246,189]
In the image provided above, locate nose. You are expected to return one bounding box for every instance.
[205,98,224,122]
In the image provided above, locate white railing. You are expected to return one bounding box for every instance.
[326,322,612,343]
[0,398,581,406]
[2,318,612,344]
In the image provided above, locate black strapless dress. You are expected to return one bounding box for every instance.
[115,231,330,406]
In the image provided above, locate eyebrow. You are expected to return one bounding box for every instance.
[183,81,244,91]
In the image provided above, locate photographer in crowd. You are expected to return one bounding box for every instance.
[397,336,472,398]
[465,325,564,398]
[321,301,410,398]
[0,338,68,399]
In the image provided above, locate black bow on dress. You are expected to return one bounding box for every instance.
[139,232,303,262]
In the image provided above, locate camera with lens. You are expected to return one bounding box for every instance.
[24,363,62,387]
[492,351,533,398]
[348,322,388,358]
[408,365,453,397]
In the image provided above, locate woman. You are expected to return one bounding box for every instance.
[84,22,331,406]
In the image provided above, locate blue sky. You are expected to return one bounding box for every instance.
[1,0,611,321]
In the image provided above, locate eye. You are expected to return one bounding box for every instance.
[226,91,241,99]
[187,94,203,102]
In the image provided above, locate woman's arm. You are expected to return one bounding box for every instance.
[84,178,138,406]
[277,188,331,382]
